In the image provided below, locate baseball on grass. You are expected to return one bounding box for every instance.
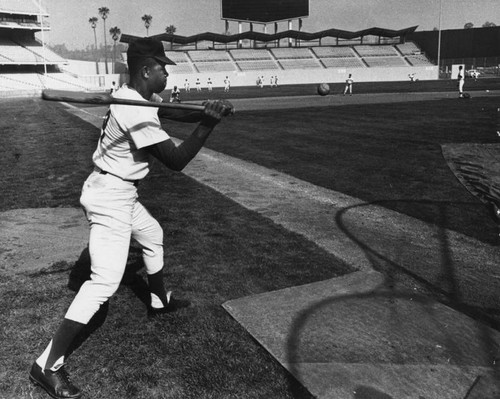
[317,83,330,96]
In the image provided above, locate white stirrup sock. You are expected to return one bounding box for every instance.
[150,291,172,308]
[36,341,65,371]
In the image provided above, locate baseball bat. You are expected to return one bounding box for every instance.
[42,89,206,112]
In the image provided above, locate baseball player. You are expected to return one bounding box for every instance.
[183,78,190,92]
[343,73,353,95]
[196,77,201,92]
[29,37,233,399]
[223,76,230,92]
[169,85,181,102]
[207,77,213,92]
[457,65,465,98]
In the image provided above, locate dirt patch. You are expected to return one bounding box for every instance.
[0,207,88,274]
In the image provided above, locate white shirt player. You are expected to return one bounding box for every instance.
[92,85,169,181]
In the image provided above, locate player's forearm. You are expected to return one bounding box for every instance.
[147,121,217,171]
[157,108,204,123]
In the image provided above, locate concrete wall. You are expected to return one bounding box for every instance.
[165,65,438,90]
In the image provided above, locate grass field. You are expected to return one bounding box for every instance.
[0,81,499,398]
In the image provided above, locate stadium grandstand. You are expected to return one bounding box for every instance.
[0,0,101,97]
[119,0,438,90]
[120,25,437,90]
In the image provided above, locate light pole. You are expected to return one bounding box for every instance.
[437,0,443,77]
[38,0,47,85]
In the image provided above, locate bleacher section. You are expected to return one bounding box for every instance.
[320,57,365,68]
[229,49,279,71]
[270,47,322,70]
[195,62,236,73]
[0,73,93,91]
[237,60,279,71]
[354,45,400,57]
[187,50,231,62]
[312,46,365,68]
[164,51,195,74]
[230,49,273,60]
[0,20,43,29]
[0,38,66,64]
[405,54,434,66]
[396,42,422,55]
[159,42,430,75]
[278,58,322,69]
[364,56,408,67]
[312,46,357,58]
[186,50,236,73]
[0,1,103,95]
[270,47,314,59]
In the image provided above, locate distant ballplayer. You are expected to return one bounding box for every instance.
[343,73,353,96]
[317,83,330,96]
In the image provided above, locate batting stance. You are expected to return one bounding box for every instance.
[30,37,233,399]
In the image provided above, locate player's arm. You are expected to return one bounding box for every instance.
[151,91,203,123]
[157,107,204,123]
[146,100,231,171]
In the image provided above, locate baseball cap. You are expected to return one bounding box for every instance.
[127,37,176,65]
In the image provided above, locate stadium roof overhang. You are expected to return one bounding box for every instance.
[120,26,418,46]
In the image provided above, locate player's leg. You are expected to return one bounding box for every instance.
[131,201,189,314]
[31,174,135,397]
[131,201,164,307]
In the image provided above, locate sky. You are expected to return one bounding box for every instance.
[38,0,500,50]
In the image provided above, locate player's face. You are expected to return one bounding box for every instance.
[147,60,168,93]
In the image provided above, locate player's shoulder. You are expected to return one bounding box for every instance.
[113,84,141,100]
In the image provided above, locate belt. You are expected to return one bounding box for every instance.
[96,168,139,187]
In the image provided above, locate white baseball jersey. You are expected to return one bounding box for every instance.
[93,85,169,181]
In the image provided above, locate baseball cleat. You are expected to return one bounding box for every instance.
[148,295,191,317]
[29,362,81,399]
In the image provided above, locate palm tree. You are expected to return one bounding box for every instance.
[89,17,99,73]
[109,26,121,74]
[165,25,176,50]
[142,14,152,36]
[165,24,176,35]
[98,7,110,74]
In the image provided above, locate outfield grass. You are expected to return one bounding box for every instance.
[170,77,500,101]
[1,87,499,398]
[169,96,500,245]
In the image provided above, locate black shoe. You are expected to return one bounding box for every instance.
[29,362,81,399]
[148,295,191,316]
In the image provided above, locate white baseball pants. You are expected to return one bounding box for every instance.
[65,170,164,324]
